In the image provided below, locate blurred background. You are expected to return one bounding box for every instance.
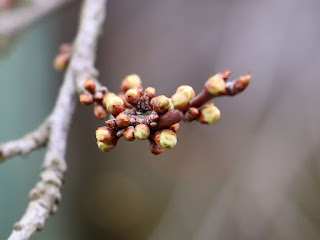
[1,0,320,239]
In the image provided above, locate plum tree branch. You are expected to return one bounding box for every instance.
[0,0,72,37]
[0,120,50,163]
[7,0,107,239]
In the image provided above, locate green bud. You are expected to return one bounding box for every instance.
[198,103,220,125]
[120,74,142,92]
[205,74,226,95]
[176,85,195,101]
[134,124,150,140]
[171,92,189,111]
[97,141,117,152]
[151,95,171,113]
[106,96,126,117]
[154,129,177,149]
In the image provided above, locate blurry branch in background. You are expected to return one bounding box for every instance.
[0,0,72,55]
[0,0,107,239]
[0,120,50,162]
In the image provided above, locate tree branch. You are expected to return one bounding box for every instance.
[0,120,50,163]
[0,0,72,37]
[7,0,107,239]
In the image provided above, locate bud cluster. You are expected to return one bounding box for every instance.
[79,71,251,155]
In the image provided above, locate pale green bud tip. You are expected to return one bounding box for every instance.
[106,96,126,116]
[121,74,142,92]
[176,85,195,101]
[151,95,171,113]
[155,129,177,149]
[198,103,220,125]
[134,124,150,140]
[168,99,174,110]
[97,141,116,152]
[171,92,189,111]
[205,74,226,95]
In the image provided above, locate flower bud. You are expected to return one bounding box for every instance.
[123,126,135,141]
[151,95,171,113]
[197,103,220,125]
[144,87,156,99]
[184,107,200,122]
[115,112,130,128]
[94,104,108,119]
[125,88,141,106]
[120,74,142,92]
[150,141,164,155]
[97,141,117,152]
[134,124,150,140]
[154,129,177,149]
[170,123,180,132]
[176,85,195,101]
[53,52,70,71]
[102,92,116,106]
[94,91,103,102]
[106,96,126,117]
[227,73,252,95]
[79,94,94,106]
[171,92,189,111]
[84,78,96,94]
[205,73,226,95]
[96,127,116,143]
[105,119,117,130]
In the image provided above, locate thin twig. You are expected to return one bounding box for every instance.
[8,0,107,239]
[0,120,50,163]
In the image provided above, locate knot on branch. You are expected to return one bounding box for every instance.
[79,71,251,155]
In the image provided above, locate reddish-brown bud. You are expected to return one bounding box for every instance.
[94,104,108,119]
[53,52,70,71]
[226,73,252,95]
[151,95,171,114]
[120,74,142,92]
[205,73,227,95]
[154,129,177,149]
[115,112,131,128]
[171,92,189,111]
[96,126,116,143]
[105,119,117,130]
[197,103,220,125]
[150,141,164,155]
[123,126,135,141]
[125,88,141,106]
[184,107,200,121]
[106,96,126,117]
[79,94,94,106]
[144,87,156,99]
[222,70,232,80]
[176,85,195,101]
[84,78,96,94]
[134,124,150,140]
[170,123,180,132]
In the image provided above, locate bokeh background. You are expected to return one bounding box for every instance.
[1,0,320,239]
